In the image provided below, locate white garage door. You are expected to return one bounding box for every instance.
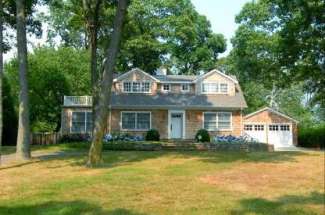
[244,124,293,147]
[268,124,293,147]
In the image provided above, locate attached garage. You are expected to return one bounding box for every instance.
[244,107,298,148]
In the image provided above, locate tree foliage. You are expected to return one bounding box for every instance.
[5,47,90,132]
[45,0,226,74]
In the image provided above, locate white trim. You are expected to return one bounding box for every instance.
[168,110,186,139]
[120,111,152,131]
[244,107,299,123]
[113,68,160,82]
[161,83,171,93]
[180,83,190,92]
[70,111,93,133]
[121,81,151,94]
[194,69,238,84]
[202,111,233,131]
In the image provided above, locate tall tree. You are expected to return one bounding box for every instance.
[87,0,128,167]
[0,0,3,164]
[16,0,31,160]
[82,0,102,122]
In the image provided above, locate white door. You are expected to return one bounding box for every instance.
[268,124,293,147]
[171,113,183,138]
[244,124,267,143]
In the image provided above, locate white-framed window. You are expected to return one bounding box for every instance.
[121,112,151,130]
[280,125,290,131]
[181,84,190,92]
[244,124,253,131]
[162,84,171,92]
[254,124,264,131]
[269,125,279,131]
[202,83,218,93]
[123,82,132,92]
[203,112,232,131]
[218,112,231,130]
[71,111,93,133]
[122,81,151,93]
[220,83,228,93]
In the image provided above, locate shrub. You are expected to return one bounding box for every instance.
[145,129,160,141]
[60,133,91,143]
[195,129,210,142]
[298,124,325,149]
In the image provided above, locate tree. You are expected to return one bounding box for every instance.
[0,0,3,163]
[46,0,226,74]
[16,0,31,160]
[5,47,90,132]
[87,0,128,167]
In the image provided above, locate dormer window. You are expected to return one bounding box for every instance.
[162,84,171,92]
[181,84,190,92]
[202,83,218,93]
[220,83,228,93]
[123,81,150,93]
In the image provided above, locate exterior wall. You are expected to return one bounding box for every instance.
[185,110,242,139]
[244,110,298,145]
[114,70,158,95]
[61,107,243,140]
[196,72,236,96]
[157,83,195,94]
[61,107,92,134]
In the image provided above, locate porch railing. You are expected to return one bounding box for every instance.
[64,96,93,106]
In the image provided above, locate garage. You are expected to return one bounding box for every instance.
[244,107,298,148]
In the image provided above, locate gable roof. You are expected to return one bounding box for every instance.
[113,68,160,82]
[244,107,299,123]
[153,75,197,83]
[194,69,239,84]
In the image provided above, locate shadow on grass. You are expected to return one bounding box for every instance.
[231,191,325,215]
[0,201,148,215]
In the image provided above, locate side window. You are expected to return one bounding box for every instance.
[71,112,92,133]
[181,84,190,92]
[162,84,170,92]
[220,83,228,93]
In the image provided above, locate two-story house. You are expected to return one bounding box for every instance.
[61,68,247,139]
[61,68,298,148]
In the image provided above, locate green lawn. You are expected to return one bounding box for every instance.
[0,144,324,215]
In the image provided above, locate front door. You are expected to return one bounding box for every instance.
[171,113,183,139]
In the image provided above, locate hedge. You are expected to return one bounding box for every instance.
[298,124,325,149]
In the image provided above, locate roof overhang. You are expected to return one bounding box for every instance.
[244,107,299,123]
[113,68,161,83]
[194,69,238,84]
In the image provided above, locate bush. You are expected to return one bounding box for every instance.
[145,129,160,141]
[298,124,325,149]
[60,133,91,143]
[195,129,210,142]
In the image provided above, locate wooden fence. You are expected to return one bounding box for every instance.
[31,132,61,145]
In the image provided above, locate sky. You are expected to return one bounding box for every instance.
[4,0,250,61]
[191,0,250,56]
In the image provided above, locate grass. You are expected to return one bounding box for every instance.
[0,143,324,215]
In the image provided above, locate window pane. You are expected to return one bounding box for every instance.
[137,113,150,129]
[142,82,150,92]
[218,112,231,129]
[122,113,136,129]
[182,84,189,91]
[203,83,218,93]
[123,82,131,92]
[132,82,141,92]
[204,113,217,130]
[86,112,93,132]
[220,83,228,93]
[163,84,170,91]
[71,112,85,133]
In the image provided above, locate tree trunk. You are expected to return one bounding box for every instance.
[16,0,31,160]
[0,0,3,164]
[87,0,128,167]
[82,0,102,126]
